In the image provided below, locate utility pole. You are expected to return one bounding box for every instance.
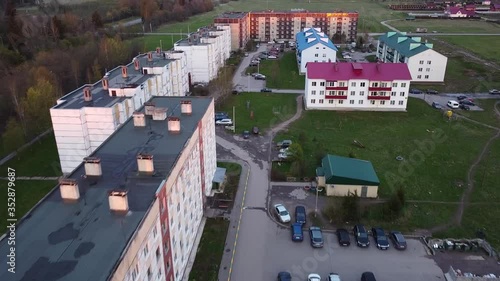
[160,40,162,51]
[232,106,236,133]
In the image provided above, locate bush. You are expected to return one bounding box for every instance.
[340,191,360,222]
[271,167,286,181]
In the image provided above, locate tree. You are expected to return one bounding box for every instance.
[287,143,304,163]
[340,32,347,44]
[2,117,25,153]
[356,35,365,49]
[91,11,104,29]
[22,78,57,135]
[98,36,131,70]
[340,191,360,222]
[140,0,158,24]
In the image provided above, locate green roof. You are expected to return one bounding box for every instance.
[319,154,380,186]
[316,167,325,177]
[378,31,434,58]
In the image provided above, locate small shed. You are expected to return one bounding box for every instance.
[316,154,380,198]
[212,167,227,192]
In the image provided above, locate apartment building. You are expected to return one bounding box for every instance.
[214,12,250,50]
[296,27,337,74]
[50,51,190,174]
[174,25,231,83]
[377,32,448,83]
[214,10,358,49]
[0,96,217,281]
[305,62,412,111]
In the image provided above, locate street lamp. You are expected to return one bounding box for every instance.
[314,186,324,217]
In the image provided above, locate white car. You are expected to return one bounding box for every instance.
[308,273,321,281]
[327,273,341,281]
[215,119,233,125]
[447,100,459,109]
[274,204,291,223]
[278,152,292,159]
[279,147,289,153]
[268,55,277,59]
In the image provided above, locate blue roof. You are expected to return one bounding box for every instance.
[378,32,434,58]
[296,27,338,53]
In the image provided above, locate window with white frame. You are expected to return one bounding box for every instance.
[398,100,404,105]
[351,82,356,86]
[360,91,364,96]
[320,82,325,86]
[319,99,324,104]
[153,226,157,238]
[381,82,388,87]
[322,54,326,57]
[358,100,363,104]
[315,53,319,57]
[380,101,385,105]
[391,91,396,96]
[392,82,397,87]
[417,75,421,79]
[400,92,405,96]
[339,100,344,104]
[319,90,324,95]
[350,100,354,104]
[425,75,429,79]
[419,60,424,64]
[427,61,431,65]
[339,82,346,86]
[328,81,335,87]
[338,91,345,95]
[426,68,430,72]
[329,100,334,104]
[418,68,423,72]
[350,91,355,96]
[131,264,139,280]
[328,90,334,95]
[312,82,317,86]
[390,100,395,105]
[311,99,316,104]
[370,100,375,105]
[164,241,169,253]
[311,90,316,95]
[360,82,365,87]
[401,83,407,87]
[371,82,378,87]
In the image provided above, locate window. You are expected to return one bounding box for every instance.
[111,90,117,96]
[419,60,424,64]
[314,60,318,62]
[312,82,317,86]
[328,81,335,87]
[426,68,430,72]
[427,61,431,65]
[380,101,385,105]
[164,241,169,253]
[359,91,364,96]
[153,226,157,238]
[311,99,316,104]
[392,83,398,87]
[315,53,319,57]
[381,82,388,87]
[311,90,316,95]
[425,75,429,79]
[166,259,171,273]
[418,68,423,72]
[358,100,363,104]
[350,91,355,96]
[155,247,160,261]
[320,82,325,86]
[319,90,324,95]
[390,100,395,105]
[391,91,396,96]
[131,264,139,280]
[339,82,346,87]
[351,82,356,87]
[338,91,345,95]
[143,244,149,257]
[157,269,162,279]
[339,100,344,104]
[401,83,407,87]
[350,100,355,104]
[371,82,378,87]
[360,82,365,87]
[417,75,421,79]
[319,99,324,104]
[329,100,334,104]
[328,90,334,95]
[400,92,405,96]
[177,203,180,212]
[370,100,375,105]
[399,100,404,105]
[322,54,326,57]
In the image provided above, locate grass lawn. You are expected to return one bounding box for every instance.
[470,137,500,203]
[0,133,62,177]
[462,99,500,128]
[257,52,305,89]
[132,35,187,53]
[217,92,297,133]
[188,218,230,281]
[275,98,495,201]
[389,18,500,34]
[439,36,500,65]
[0,180,57,232]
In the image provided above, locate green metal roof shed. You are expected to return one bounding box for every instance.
[319,154,380,186]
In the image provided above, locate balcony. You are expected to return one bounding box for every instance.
[325,95,348,100]
[325,86,348,91]
[367,95,390,100]
[368,87,392,91]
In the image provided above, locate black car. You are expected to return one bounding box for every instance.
[215,112,229,121]
[371,227,390,250]
[459,104,470,110]
[459,99,475,106]
[353,224,370,248]
[277,271,292,281]
[409,88,422,94]
[252,126,259,135]
[295,206,306,224]
[457,95,468,101]
[291,223,304,242]
[261,88,272,92]
[242,130,250,139]
[232,90,240,95]
[336,228,351,246]
[390,231,407,250]
[426,89,439,95]
[361,272,377,281]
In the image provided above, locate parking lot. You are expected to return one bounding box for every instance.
[410,92,485,111]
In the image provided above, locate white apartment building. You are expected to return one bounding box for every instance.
[0,97,217,281]
[50,52,189,174]
[174,25,231,83]
[305,62,412,111]
[377,32,448,83]
[295,27,337,74]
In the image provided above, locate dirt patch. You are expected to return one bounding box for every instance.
[432,250,500,276]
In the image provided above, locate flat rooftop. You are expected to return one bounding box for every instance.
[53,52,174,110]
[215,12,248,19]
[0,96,213,281]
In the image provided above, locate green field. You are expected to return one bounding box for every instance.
[249,52,305,89]
[463,99,500,128]
[389,18,500,34]
[217,92,297,133]
[439,36,500,65]
[276,98,494,201]
[470,137,500,203]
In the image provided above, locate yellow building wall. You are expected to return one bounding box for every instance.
[316,176,326,187]
[325,184,378,198]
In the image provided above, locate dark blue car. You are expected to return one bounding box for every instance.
[291,223,304,242]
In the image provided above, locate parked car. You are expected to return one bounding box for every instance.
[459,99,475,106]
[277,272,292,281]
[327,273,341,281]
[489,89,500,95]
[252,126,259,135]
[447,100,459,109]
[353,224,370,248]
[274,204,291,223]
[426,89,439,95]
[215,112,229,121]
[279,147,289,153]
[336,228,351,246]
[242,130,250,139]
[261,88,272,92]
[268,55,278,59]
[295,206,306,224]
[244,52,249,57]
[361,272,377,281]
[459,104,470,111]
[291,223,304,242]
[432,102,443,109]
[371,227,390,250]
[409,88,422,94]
[215,119,233,125]
[255,74,266,80]
[277,140,292,148]
[457,95,468,101]
[278,151,292,160]
[309,226,324,248]
[308,273,321,281]
[390,231,407,250]
[232,90,240,95]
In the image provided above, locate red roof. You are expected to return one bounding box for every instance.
[306,62,412,81]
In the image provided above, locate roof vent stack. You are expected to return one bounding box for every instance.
[121,66,128,79]
[152,108,167,121]
[102,75,109,90]
[147,52,153,62]
[168,117,181,133]
[84,157,102,177]
[137,154,154,174]
[133,112,146,127]
[59,179,80,201]
[144,102,156,116]
[108,190,129,213]
[133,58,140,71]
[156,47,161,54]
[181,100,192,115]
[83,86,92,102]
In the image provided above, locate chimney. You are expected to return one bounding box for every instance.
[108,190,129,213]
[147,52,153,62]
[102,75,109,90]
[181,100,192,115]
[133,112,146,127]
[84,157,102,177]
[137,154,154,174]
[59,179,80,201]
[334,63,339,71]
[168,116,181,133]
[133,58,140,71]
[156,47,161,54]
[121,66,128,79]
[152,108,167,120]
[144,102,155,116]
[83,86,92,102]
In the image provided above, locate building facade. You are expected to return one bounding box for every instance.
[50,52,190,174]
[377,32,448,83]
[305,62,412,111]
[296,27,337,74]
[174,25,231,83]
[214,10,358,49]
[0,97,217,281]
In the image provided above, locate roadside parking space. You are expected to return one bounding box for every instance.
[410,93,484,111]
